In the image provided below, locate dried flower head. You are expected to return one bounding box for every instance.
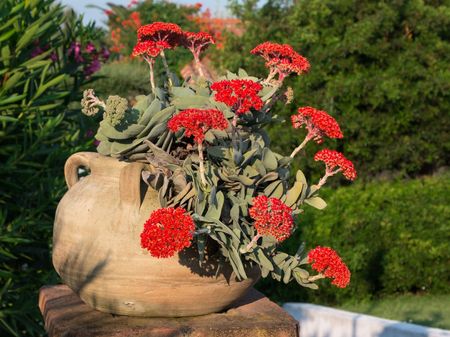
[291,107,343,143]
[81,89,100,116]
[251,42,310,78]
[167,109,228,143]
[183,31,215,60]
[249,195,294,242]
[104,95,129,127]
[284,87,294,104]
[314,149,357,181]
[211,79,263,115]
[137,22,183,49]
[308,246,351,288]
[140,207,195,258]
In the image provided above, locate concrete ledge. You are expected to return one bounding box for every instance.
[283,303,450,337]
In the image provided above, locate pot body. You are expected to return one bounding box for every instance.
[53,152,259,317]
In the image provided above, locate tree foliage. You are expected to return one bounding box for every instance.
[215,0,450,179]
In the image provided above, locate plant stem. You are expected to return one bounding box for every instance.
[263,83,282,113]
[308,273,325,282]
[194,56,206,78]
[290,134,312,158]
[194,228,210,235]
[144,56,155,94]
[244,234,261,252]
[264,68,277,84]
[160,50,172,86]
[316,168,341,189]
[232,115,238,128]
[198,141,207,186]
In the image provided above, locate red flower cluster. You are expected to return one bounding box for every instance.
[122,11,141,29]
[137,22,184,48]
[183,31,215,61]
[211,79,263,115]
[314,149,357,181]
[291,107,343,143]
[167,109,228,143]
[251,42,310,79]
[140,207,195,258]
[132,22,183,60]
[308,246,351,288]
[110,28,124,53]
[132,41,164,57]
[132,22,215,63]
[249,195,294,242]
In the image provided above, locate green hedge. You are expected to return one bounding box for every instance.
[92,61,150,99]
[257,172,450,304]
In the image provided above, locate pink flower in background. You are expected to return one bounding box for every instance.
[100,47,110,61]
[127,0,139,8]
[84,58,101,77]
[85,42,96,53]
[31,46,44,58]
[68,42,84,63]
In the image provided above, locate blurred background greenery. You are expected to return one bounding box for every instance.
[0,0,448,335]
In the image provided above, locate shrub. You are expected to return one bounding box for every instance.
[92,60,150,99]
[215,0,450,179]
[0,1,104,335]
[257,172,450,304]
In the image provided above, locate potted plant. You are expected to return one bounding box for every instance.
[52,22,356,317]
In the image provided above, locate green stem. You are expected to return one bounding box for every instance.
[160,50,172,87]
[198,142,207,186]
[290,134,312,158]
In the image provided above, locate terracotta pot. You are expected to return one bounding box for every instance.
[52,152,260,317]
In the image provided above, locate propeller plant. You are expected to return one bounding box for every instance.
[81,21,357,290]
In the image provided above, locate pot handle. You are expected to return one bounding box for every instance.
[119,161,146,210]
[64,152,100,189]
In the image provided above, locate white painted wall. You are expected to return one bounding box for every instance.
[283,303,450,337]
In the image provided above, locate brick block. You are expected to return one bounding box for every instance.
[39,285,299,337]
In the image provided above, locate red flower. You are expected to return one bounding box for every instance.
[308,246,351,288]
[314,149,357,181]
[291,107,343,143]
[137,22,184,49]
[182,31,215,60]
[249,195,294,242]
[251,42,310,79]
[211,79,263,115]
[132,41,167,58]
[167,109,228,143]
[140,207,195,258]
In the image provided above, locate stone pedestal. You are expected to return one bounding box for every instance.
[39,285,299,337]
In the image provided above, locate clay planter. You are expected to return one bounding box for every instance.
[52,152,260,317]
